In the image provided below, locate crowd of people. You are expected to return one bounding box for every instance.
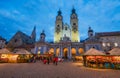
[29,55,64,65]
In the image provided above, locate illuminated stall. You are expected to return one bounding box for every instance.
[74,56,83,61]
[14,49,32,63]
[83,48,105,68]
[108,48,120,69]
[8,55,18,63]
[0,48,12,63]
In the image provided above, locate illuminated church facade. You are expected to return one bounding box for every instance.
[35,8,84,59]
[54,8,80,43]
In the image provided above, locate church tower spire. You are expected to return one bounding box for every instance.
[54,9,63,43]
[31,25,36,43]
[70,7,80,42]
[88,26,94,38]
[40,30,46,42]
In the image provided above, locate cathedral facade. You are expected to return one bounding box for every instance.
[54,8,80,43]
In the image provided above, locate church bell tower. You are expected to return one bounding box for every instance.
[70,7,80,42]
[31,26,36,43]
[88,27,94,38]
[40,30,46,42]
[54,9,63,43]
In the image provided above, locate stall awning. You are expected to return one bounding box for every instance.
[0,48,12,54]
[109,48,120,55]
[14,49,32,54]
[84,48,105,56]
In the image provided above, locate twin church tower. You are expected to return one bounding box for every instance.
[54,8,80,43]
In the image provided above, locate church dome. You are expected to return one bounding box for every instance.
[88,27,93,32]
[40,30,46,36]
[41,33,45,35]
[88,29,93,32]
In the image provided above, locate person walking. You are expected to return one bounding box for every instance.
[43,58,47,64]
[33,56,36,63]
[55,57,58,65]
[47,57,50,64]
[53,57,56,65]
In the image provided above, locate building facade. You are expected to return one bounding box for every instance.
[95,31,120,52]
[84,27,120,52]
[7,26,36,51]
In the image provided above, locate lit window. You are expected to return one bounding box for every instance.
[114,42,118,47]
[102,43,106,47]
[39,47,41,49]
[107,43,110,46]
[38,51,40,54]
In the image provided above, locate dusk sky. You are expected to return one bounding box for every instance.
[0,0,120,42]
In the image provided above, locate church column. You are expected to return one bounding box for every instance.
[76,47,79,55]
[68,46,71,60]
[67,47,69,58]
[60,45,63,58]
[47,47,49,54]
[70,46,72,59]
[54,47,56,55]
[70,45,72,58]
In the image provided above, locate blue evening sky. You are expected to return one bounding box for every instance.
[0,0,120,42]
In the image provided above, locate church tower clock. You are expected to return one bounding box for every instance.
[54,9,63,43]
[70,7,80,42]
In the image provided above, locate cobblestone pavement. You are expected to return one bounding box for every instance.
[0,62,120,78]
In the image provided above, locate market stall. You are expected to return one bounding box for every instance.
[14,49,32,63]
[108,48,120,69]
[74,56,83,61]
[0,48,13,63]
[83,48,105,68]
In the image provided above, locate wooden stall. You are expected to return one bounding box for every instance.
[83,48,105,68]
[0,48,13,63]
[108,48,120,69]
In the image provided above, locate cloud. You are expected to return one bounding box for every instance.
[0,0,120,41]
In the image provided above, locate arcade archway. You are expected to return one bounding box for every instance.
[71,48,76,57]
[48,48,54,55]
[63,48,68,59]
[56,48,60,57]
[78,48,84,54]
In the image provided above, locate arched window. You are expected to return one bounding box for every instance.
[65,27,67,30]
[73,23,76,25]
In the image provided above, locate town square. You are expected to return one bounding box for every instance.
[0,62,120,78]
[0,0,120,78]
